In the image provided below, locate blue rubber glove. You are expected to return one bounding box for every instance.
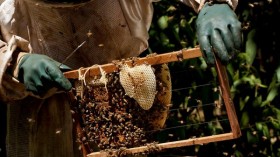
[196,3,242,65]
[17,54,72,95]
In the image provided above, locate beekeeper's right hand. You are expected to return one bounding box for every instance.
[15,53,72,95]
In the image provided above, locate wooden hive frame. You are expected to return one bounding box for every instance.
[64,47,242,157]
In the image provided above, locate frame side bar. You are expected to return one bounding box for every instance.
[87,133,235,157]
[215,59,242,138]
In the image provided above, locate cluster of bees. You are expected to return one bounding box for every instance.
[72,64,170,154]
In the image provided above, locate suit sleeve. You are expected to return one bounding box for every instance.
[179,0,238,12]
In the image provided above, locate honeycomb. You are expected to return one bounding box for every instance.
[71,64,171,153]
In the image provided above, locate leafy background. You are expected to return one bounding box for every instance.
[143,0,280,156]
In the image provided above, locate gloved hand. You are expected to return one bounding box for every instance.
[196,3,242,65]
[17,54,72,95]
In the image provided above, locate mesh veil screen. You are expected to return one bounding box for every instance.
[24,0,148,69]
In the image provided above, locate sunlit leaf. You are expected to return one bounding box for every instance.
[245,29,257,65]
[262,124,270,139]
[240,96,249,110]
[266,86,278,103]
[199,57,207,70]
[157,15,169,30]
[276,66,280,82]
[256,122,263,131]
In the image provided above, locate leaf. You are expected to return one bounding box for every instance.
[234,150,244,157]
[246,130,258,144]
[226,63,235,79]
[260,100,269,107]
[262,124,270,139]
[276,66,280,82]
[157,15,169,30]
[240,96,249,110]
[241,111,250,128]
[159,32,170,45]
[271,119,280,130]
[268,74,278,91]
[252,95,262,108]
[266,86,278,103]
[199,57,207,70]
[272,107,280,122]
[255,122,263,131]
[180,18,196,45]
[245,29,257,65]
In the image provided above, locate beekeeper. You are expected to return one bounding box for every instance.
[0,0,241,156]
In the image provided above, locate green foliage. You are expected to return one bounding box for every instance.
[145,0,280,156]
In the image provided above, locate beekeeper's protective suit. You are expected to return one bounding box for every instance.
[0,0,241,156]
